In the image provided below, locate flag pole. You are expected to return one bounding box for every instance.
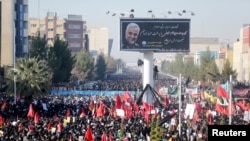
[178,73,182,137]
[229,75,232,125]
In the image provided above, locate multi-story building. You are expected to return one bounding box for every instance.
[87,27,109,56]
[233,25,250,81]
[0,0,28,66]
[29,13,86,54]
[29,12,65,46]
[64,15,86,54]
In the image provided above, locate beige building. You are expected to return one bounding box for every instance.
[0,0,28,66]
[87,27,109,56]
[29,12,65,46]
[233,25,250,81]
[183,37,228,72]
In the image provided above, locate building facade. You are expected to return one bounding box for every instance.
[64,15,86,54]
[29,13,86,54]
[87,27,109,56]
[29,12,65,46]
[233,25,250,81]
[0,0,28,66]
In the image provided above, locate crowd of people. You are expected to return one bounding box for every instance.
[0,73,249,141]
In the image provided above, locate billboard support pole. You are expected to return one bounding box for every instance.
[143,51,154,89]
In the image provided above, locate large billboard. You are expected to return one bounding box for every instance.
[120,18,190,52]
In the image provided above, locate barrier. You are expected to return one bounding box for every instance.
[50,90,136,96]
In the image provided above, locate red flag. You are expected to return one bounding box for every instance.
[164,96,169,107]
[115,94,122,109]
[89,100,95,111]
[66,108,71,118]
[1,101,7,111]
[69,134,73,141]
[194,102,203,112]
[97,102,106,117]
[47,121,52,131]
[122,91,132,102]
[34,112,40,124]
[193,111,199,122]
[108,133,113,141]
[27,104,35,118]
[215,103,226,115]
[80,108,86,118]
[217,85,229,99]
[57,122,63,133]
[85,125,94,141]
[123,136,129,141]
[0,115,3,127]
[208,113,213,125]
[101,132,107,141]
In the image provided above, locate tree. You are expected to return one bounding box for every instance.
[105,56,117,74]
[198,48,219,82]
[183,59,199,81]
[29,31,48,61]
[48,37,75,83]
[95,53,107,80]
[221,59,237,81]
[72,49,95,81]
[5,58,52,99]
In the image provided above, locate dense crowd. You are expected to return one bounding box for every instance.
[0,73,249,141]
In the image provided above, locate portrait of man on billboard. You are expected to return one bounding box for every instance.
[122,22,140,49]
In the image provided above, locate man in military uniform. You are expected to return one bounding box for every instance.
[122,23,140,49]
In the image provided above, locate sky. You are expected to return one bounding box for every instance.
[28,0,250,63]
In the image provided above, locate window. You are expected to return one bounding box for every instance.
[30,24,36,28]
[19,4,23,12]
[56,24,62,28]
[48,28,54,31]
[40,24,45,28]
[69,42,81,48]
[68,34,81,38]
[48,19,53,22]
[68,24,81,29]
[48,38,54,41]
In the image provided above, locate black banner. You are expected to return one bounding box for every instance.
[120,18,190,52]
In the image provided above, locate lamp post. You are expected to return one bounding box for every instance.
[13,21,16,104]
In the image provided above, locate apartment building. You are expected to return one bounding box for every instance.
[233,25,250,81]
[0,0,28,66]
[29,13,86,54]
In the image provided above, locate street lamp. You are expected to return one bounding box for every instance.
[147,10,155,18]
[161,11,182,18]
[106,9,135,18]
[182,10,195,16]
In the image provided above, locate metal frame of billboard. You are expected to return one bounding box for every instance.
[120,18,190,52]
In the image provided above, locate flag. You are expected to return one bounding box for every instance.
[69,134,73,141]
[85,125,94,141]
[89,100,94,111]
[108,133,113,141]
[0,115,3,128]
[122,91,132,102]
[101,132,107,141]
[193,111,199,122]
[57,122,63,133]
[34,112,40,124]
[115,94,122,109]
[96,102,106,117]
[80,108,86,118]
[164,96,169,107]
[27,104,35,118]
[66,108,71,118]
[217,85,229,99]
[1,101,7,111]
